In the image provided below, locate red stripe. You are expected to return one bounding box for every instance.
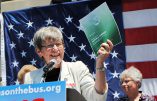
[125,26,157,45]
[122,0,157,11]
[126,61,157,78]
[154,96,157,100]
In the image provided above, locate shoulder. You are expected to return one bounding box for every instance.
[141,93,156,101]
[65,61,88,71]
[63,61,91,77]
[65,61,84,65]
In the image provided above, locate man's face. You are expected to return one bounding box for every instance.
[36,39,64,67]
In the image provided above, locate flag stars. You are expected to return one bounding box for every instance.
[111,50,118,58]
[10,42,16,49]
[17,31,24,39]
[45,18,53,26]
[89,52,96,59]
[77,25,83,32]
[30,59,37,65]
[70,54,77,62]
[68,35,75,42]
[65,15,73,23]
[104,62,109,69]
[21,50,27,58]
[112,91,120,99]
[28,39,34,47]
[59,26,64,33]
[111,70,120,78]
[12,60,19,67]
[15,80,20,85]
[79,43,86,51]
[8,24,14,30]
[26,20,33,28]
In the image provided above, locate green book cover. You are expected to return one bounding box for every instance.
[79,2,122,56]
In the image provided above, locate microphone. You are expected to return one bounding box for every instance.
[43,59,57,73]
[41,59,56,83]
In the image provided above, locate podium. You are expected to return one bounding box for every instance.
[67,88,87,101]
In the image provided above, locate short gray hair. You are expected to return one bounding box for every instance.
[120,66,143,88]
[33,26,63,50]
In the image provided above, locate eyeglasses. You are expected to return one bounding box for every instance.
[41,42,63,49]
[120,80,134,85]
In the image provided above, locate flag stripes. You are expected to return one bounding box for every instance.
[122,0,157,98]
[125,26,157,45]
[122,0,157,11]
[123,9,157,29]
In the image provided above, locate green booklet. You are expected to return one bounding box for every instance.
[79,2,122,56]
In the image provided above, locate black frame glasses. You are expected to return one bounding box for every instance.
[41,42,63,49]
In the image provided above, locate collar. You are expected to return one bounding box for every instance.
[60,60,71,81]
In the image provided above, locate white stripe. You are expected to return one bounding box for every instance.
[126,43,157,62]
[123,8,157,29]
[141,78,157,96]
[0,13,7,86]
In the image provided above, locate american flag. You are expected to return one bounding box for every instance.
[122,0,157,100]
[1,0,157,101]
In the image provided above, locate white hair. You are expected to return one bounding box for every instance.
[120,66,143,88]
[33,26,63,50]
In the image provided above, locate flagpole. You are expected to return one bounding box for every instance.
[0,13,7,86]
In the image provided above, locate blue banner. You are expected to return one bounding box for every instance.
[0,81,66,101]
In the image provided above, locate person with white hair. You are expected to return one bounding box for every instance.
[24,26,113,101]
[118,66,156,101]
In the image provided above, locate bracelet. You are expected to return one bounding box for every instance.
[96,67,105,72]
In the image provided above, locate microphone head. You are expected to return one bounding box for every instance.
[42,59,57,78]
[47,59,56,70]
[50,59,57,64]
[43,59,56,73]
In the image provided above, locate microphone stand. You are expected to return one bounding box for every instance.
[40,68,48,83]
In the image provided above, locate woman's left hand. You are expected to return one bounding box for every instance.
[96,39,113,64]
